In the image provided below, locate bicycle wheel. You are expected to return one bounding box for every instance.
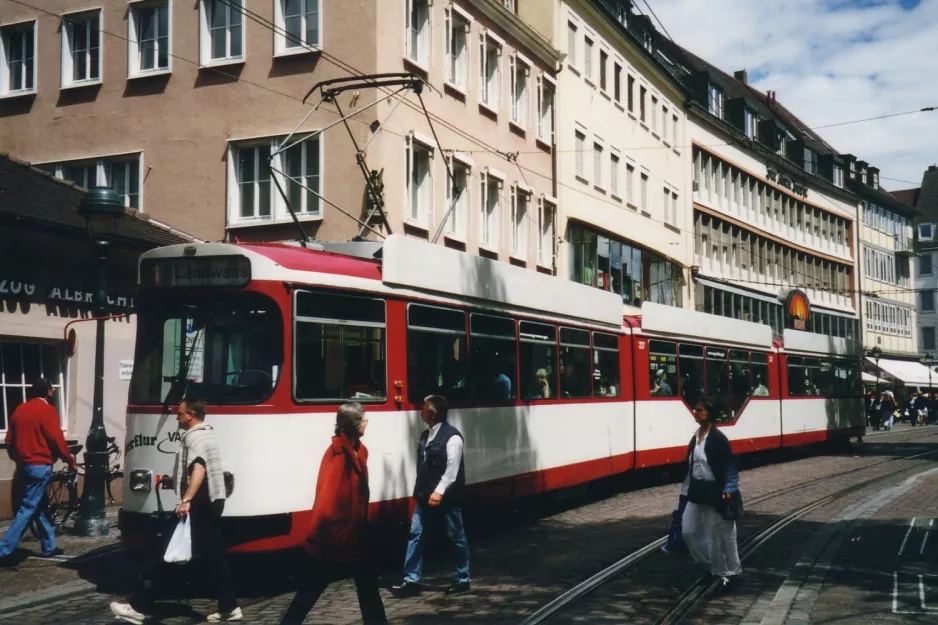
[47,476,76,528]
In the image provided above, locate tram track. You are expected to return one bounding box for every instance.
[519,434,938,625]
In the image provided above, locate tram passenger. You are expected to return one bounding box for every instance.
[533,368,552,399]
[680,399,742,589]
[652,370,674,396]
[751,375,769,397]
[279,403,387,625]
[392,395,471,598]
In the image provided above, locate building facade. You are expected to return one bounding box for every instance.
[847,157,918,357]
[657,44,860,340]
[519,0,691,311]
[909,166,938,353]
[0,0,560,267]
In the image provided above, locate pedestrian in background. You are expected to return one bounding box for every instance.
[279,402,387,625]
[111,398,240,624]
[0,378,76,566]
[392,395,470,597]
[680,399,742,589]
[880,391,897,431]
[869,391,882,431]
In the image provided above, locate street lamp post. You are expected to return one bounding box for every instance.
[871,345,883,396]
[74,187,125,537]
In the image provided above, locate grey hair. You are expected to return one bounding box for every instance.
[335,402,365,436]
[423,394,449,422]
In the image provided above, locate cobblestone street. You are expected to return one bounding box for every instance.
[1,426,937,624]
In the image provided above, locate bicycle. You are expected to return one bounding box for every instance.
[21,436,124,539]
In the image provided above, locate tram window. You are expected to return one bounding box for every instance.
[519,321,556,400]
[804,358,821,396]
[469,313,517,402]
[678,343,705,408]
[817,360,834,397]
[649,340,677,397]
[407,305,468,403]
[832,360,852,398]
[729,350,750,418]
[560,327,591,399]
[751,352,770,396]
[787,356,805,396]
[295,292,386,402]
[593,332,620,397]
[705,347,730,423]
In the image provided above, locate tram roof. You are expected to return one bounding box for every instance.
[636,302,775,348]
[781,329,862,357]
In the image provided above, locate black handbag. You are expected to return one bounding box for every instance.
[719,491,744,521]
[687,478,721,505]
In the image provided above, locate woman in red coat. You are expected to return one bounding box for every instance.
[280,403,388,625]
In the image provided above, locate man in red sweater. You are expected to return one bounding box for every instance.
[0,378,76,565]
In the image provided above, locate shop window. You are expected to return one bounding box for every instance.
[406,304,468,403]
[593,332,620,397]
[751,352,770,396]
[678,343,705,409]
[559,327,591,398]
[0,341,67,432]
[787,356,805,396]
[705,347,729,423]
[469,313,517,403]
[519,321,556,400]
[729,350,750,418]
[294,292,385,402]
[648,340,677,397]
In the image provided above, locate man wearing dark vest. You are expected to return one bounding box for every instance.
[391,395,469,597]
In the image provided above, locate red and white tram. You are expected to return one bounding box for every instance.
[119,235,863,553]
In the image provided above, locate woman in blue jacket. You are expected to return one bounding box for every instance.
[680,399,742,588]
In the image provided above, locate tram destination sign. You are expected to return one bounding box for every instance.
[142,256,251,288]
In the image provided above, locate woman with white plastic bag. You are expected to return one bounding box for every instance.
[111,399,241,624]
[679,399,742,589]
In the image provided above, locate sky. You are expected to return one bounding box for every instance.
[650,0,938,191]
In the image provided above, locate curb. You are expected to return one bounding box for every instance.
[0,578,97,615]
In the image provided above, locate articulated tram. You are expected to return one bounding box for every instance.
[119,235,863,553]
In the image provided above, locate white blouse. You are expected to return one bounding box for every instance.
[691,431,716,481]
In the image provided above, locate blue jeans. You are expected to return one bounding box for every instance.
[402,501,470,584]
[0,464,56,558]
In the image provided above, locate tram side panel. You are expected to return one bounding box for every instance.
[779,352,865,446]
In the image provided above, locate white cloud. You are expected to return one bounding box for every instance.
[651,0,938,190]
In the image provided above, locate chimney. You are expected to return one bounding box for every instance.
[734,69,748,85]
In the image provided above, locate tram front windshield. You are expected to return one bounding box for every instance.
[129,292,283,406]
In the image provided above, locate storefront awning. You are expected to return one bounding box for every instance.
[865,357,937,386]
[862,371,881,383]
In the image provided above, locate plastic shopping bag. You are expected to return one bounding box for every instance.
[163,517,192,564]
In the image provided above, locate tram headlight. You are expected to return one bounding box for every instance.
[129,469,153,493]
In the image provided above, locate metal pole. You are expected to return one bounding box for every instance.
[74,239,110,537]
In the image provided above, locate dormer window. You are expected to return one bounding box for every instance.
[920,223,934,241]
[707,83,723,118]
[744,108,757,138]
[872,172,879,187]
[832,162,844,188]
[804,148,817,175]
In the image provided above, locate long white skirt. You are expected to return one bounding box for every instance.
[682,501,742,577]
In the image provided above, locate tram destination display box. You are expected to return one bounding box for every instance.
[141,255,251,288]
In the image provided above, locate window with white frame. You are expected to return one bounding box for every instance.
[670,191,678,226]
[626,162,635,205]
[479,32,501,109]
[0,21,36,96]
[610,153,620,198]
[445,159,469,238]
[511,185,529,259]
[275,0,321,53]
[283,137,321,215]
[502,0,516,12]
[593,142,603,189]
[672,113,678,147]
[639,84,646,122]
[640,172,648,212]
[919,223,933,241]
[583,36,593,81]
[574,130,586,180]
[538,198,555,267]
[480,172,501,249]
[62,10,101,87]
[744,107,756,139]
[566,21,577,70]
[46,155,142,209]
[199,0,243,65]
[613,62,621,102]
[406,0,430,66]
[650,95,658,133]
[510,54,528,127]
[445,8,469,90]
[234,142,273,220]
[129,2,170,76]
[921,252,933,276]
[0,341,67,432]
[921,289,934,313]
[707,83,723,117]
[406,136,433,227]
[599,49,608,92]
[663,187,670,221]
[537,75,555,143]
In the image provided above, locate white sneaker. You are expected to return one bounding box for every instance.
[110,602,147,625]
[207,607,243,622]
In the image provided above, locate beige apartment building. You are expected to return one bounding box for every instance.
[0,0,560,265]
